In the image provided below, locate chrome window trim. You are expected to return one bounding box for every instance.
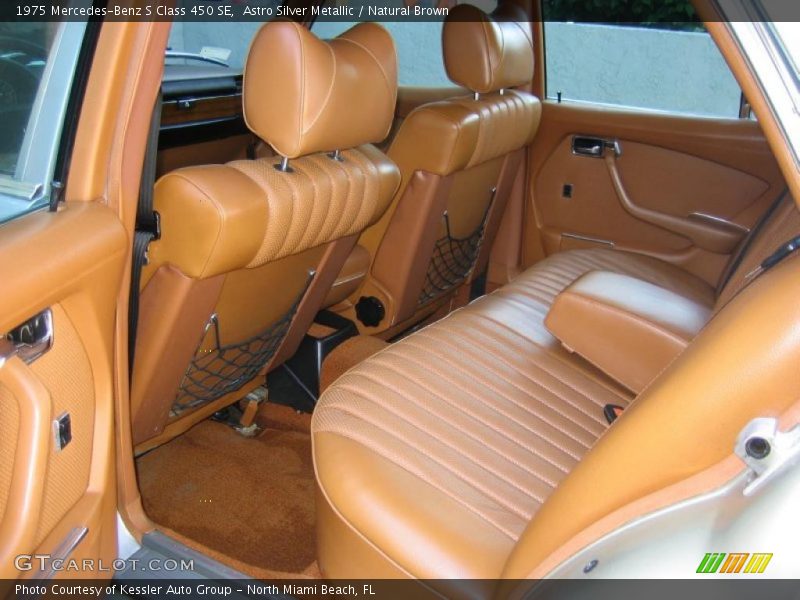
[0,22,87,224]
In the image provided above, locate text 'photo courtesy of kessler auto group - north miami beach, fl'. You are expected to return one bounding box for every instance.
[1,0,800,599]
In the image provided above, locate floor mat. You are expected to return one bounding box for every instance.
[136,413,316,574]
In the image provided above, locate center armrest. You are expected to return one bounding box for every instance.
[544,270,712,394]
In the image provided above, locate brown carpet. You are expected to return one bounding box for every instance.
[255,400,312,433]
[136,408,316,575]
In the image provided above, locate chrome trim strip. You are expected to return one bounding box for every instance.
[0,178,42,201]
[562,232,615,247]
[689,211,750,233]
[161,93,241,106]
[31,527,88,580]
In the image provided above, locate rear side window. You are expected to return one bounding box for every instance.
[0,22,88,223]
[313,20,450,87]
[541,1,743,117]
[313,0,498,87]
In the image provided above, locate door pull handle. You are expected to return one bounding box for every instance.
[0,308,53,369]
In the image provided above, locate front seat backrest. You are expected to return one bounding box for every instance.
[351,3,542,334]
[130,21,400,449]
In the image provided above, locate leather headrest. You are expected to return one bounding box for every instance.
[442,4,534,94]
[243,22,397,159]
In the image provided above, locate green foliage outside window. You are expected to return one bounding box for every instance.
[542,0,705,31]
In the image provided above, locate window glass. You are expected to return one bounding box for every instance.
[169,1,500,87]
[167,21,266,70]
[0,22,87,223]
[313,0,498,87]
[166,1,282,69]
[313,20,449,87]
[542,1,742,117]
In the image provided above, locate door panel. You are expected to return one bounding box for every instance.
[526,101,785,284]
[0,202,126,578]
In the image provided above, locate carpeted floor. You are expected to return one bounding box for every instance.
[136,404,316,576]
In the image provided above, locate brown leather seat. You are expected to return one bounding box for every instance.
[338,4,542,334]
[312,196,800,589]
[130,22,401,450]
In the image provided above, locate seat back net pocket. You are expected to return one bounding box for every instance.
[418,199,492,306]
[173,273,313,414]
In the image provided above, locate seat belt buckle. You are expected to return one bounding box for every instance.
[134,211,161,266]
[136,210,161,241]
[604,404,625,424]
[148,210,161,241]
[761,234,800,271]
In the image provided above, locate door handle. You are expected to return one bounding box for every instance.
[0,308,53,368]
[572,135,621,158]
[603,153,748,253]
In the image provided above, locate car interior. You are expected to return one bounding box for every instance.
[1,0,799,590]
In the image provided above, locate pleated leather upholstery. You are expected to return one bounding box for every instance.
[230,145,398,268]
[312,247,715,579]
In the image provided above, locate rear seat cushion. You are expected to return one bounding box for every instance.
[311,248,715,581]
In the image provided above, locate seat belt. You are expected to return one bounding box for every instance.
[717,190,787,294]
[742,233,800,283]
[128,92,162,373]
[603,232,800,425]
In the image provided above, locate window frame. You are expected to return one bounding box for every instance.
[0,19,99,224]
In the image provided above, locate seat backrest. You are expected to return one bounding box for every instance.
[351,3,542,334]
[130,21,400,448]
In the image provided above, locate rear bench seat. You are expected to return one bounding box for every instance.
[311,195,800,587]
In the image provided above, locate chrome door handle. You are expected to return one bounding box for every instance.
[572,135,622,158]
[0,308,53,368]
[0,338,16,369]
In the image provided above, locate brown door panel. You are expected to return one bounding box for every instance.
[527,101,785,284]
[0,202,126,579]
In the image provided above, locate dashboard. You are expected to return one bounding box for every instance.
[159,62,247,150]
